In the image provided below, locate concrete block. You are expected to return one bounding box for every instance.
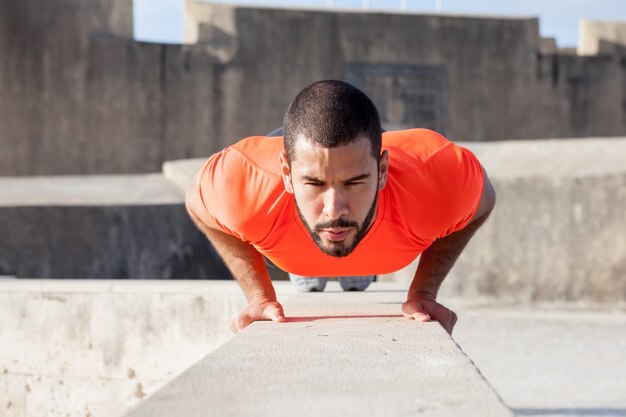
[0,280,292,380]
[379,138,626,303]
[0,280,295,417]
[125,285,513,417]
[446,138,626,302]
[0,174,230,279]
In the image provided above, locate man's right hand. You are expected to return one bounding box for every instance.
[230,299,287,333]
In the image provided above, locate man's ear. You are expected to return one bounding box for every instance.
[378,150,389,190]
[279,151,294,194]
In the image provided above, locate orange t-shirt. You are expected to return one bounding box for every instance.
[193,129,484,276]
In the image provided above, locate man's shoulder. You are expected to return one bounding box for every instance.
[383,129,484,241]
[191,136,287,243]
[228,135,285,176]
[382,128,452,163]
[206,135,285,200]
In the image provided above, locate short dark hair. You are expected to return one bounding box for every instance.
[283,80,382,163]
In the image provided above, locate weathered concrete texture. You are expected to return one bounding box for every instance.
[0,373,26,417]
[1,1,626,175]
[385,137,626,303]
[450,138,626,303]
[3,281,623,417]
[0,174,230,279]
[0,0,221,176]
[0,374,163,417]
[126,286,513,417]
[0,279,295,417]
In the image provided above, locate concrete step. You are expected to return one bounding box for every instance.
[125,285,513,417]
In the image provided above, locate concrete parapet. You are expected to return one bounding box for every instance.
[443,137,626,303]
[2,280,624,417]
[125,286,513,417]
[0,174,230,279]
[0,279,294,417]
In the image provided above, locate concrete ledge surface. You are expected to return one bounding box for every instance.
[0,278,293,294]
[126,285,513,417]
[0,173,183,206]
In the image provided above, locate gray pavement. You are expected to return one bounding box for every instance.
[448,301,626,417]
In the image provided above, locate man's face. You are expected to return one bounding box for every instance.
[280,135,388,257]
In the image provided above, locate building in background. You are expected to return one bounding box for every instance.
[1,0,625,175]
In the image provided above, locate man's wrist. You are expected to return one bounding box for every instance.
[406,289,437,302]
[247,288,278,305]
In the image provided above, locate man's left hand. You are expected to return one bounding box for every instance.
[402,295,457,335]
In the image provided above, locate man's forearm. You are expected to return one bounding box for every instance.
[408,212,491,300]
[187,209,276,303]
[204,228,277,302]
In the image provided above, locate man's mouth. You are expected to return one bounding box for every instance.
[320,228,352,242]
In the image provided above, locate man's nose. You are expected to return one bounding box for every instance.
[322,187,349,219]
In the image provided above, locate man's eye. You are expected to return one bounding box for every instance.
[345,182,363,186]
[305,182,323,186]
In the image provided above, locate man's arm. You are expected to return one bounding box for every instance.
[402,168,496,334]
[185,184,286,333]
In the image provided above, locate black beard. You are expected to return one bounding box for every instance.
[295,192,378,258]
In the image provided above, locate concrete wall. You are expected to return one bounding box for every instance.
[0,0,222,176]
[1,1,625,175]
[386,137,626,304]
[0,174,231,279]
[0,279,294,417]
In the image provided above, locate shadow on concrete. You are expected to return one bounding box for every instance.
[513,408,626,416]
[286,314,403,323]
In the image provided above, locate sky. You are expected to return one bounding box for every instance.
[134,0,626,48]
